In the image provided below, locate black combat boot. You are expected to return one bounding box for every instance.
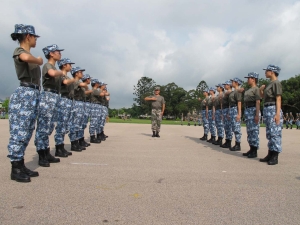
[55,144,68,157]
[188,123,190,126]
[221,139,230,148]
[38,149,50,167]
[207,135,213,143]
[96,133,103,142]
[267,151,279,165]
[248,146,257,158]
[213,137,221,145]
[290,125,293,129]
[194,124,196,126]
[71,140,83,151]
[11,160,31,182]
[210,136,216,143]
[20,159,39,177]
[243,146,253,156]
[230,141,241,151]
[104,132,108,138]
[218,138,224,146]
[100,131,106,141]
[152,131,156,137]
[46,147,60,163]
[286,125,288,129]
[156,131,160,138]
[199,134,207,141]
[61,144,72,156]
[90,135,101,144]
[259,150,273,162]
[78,138,87,150]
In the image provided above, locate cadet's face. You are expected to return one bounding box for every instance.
[65,63,72,72]
[76,71,83,78]
[265,70,272,78]
[28,35,37,48]
[51,51,62,61]
[86,78,91,84]
[155,90,160,94]
[247,77,254,85]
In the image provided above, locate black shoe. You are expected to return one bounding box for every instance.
[20,159,39,177]
[152,131,156,137]
[156,132,160,138]
[96,133,103,142]
[55,144,68,157]
[259,150,273,162]
[213,137,222,145]
[243,146,253,156]
[221,139,231,148]
[79,138,87,149]
[104,133,108,138]
[200,134,207,141]
[194,124,196,126]
[38,149,50,167]
[207,135,215,143]
[46,147,60,163]
[90,135,101,144]
[188,123,190,126]
[61,143,72,156]
[230,141,241,151]
[248,146,257,158]
[268,151,279,165]
[100,131,106,141]
[11,160,31,182]
[71,140,83,151]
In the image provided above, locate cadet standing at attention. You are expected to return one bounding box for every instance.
[199,89,210,141]
[206,87,217,143]
[144,87,165,138]
[35,44,64,167]
[221,80,233,148]
[259,65,283,165]
[97,82,110,141]
[8,24,42,182]
[242,72,261,158]
[295,113,300,129]
[213,84,225,145]
[228,78,243,151]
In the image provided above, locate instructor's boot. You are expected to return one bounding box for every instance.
[55,144,68,158]
[71,140,83,151]
[20,159,39,177]
[152,131,156,137]
[78,138,87,150]
[38,149,50,167]
[46,147,60,163]
[90,135,101,144]
[248,146,257,158]
[230,141,241,151]
[243,146,253,156]
[199,134,207,141]
[156,131,160,138]
[267,151,279,165]
[11,160,31,182]
[259,150,273,162]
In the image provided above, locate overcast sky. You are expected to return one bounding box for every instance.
[1,0,300,107]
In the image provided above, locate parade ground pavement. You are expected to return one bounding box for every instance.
[0,120,300,225]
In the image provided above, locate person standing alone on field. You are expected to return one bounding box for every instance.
[145,87,165,137]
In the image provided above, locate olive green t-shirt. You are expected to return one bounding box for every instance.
[215,92,224,108]
[244,86,261,103]
[60,75,71,96]
[207,96,215,110]
[73,80,85,101]
[13,47,41,85]
[263,80,282,102]
[91,89,100,103]
[148,95,165,110]
[42,62,60,90]
[222,91,231,107]
[201,97,209,110]
[228,90,242,105]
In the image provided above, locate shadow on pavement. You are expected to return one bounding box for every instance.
[140,133,153,137]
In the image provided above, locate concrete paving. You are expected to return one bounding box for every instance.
[0,119,300,225]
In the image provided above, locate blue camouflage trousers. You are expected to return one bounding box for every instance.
[208,110,216,136]
[34,91,60,151]
[89,103,101,136]
[222,108,232,140]
[263,106,283,153]
[54,97,73,145]
[7,87,39,161]
[244,107,260,148]
[78,102,91,139]
[229,106,242,143]
[97,105,106,134]
[201,110,209,135]
[68,100,85,142]
[215,109,224,138]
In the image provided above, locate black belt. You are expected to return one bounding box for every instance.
[20,82,40,90]
[74,99,84,102]
[230,104,237,107]
[215,107,221,110]
[264,102,276,107]
[245,103,256,108]
[223,105,229,109]
[44,88,58,94]
[61,95,73,100]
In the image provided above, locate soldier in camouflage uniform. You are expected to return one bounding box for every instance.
[54,58,76,157]
[213,84,224,145]
[187,112,191,126]
[8,24,42,182]
[68,67,89,151]
[295,113,300,129]
[193,111,197,126]
[78,74,93,148]
[145,87,165,137]
[199,89,210,140]
[97,82,110,141]
[288,112,294,129]
[102,87,110,138]
[34,44,64,167]
[259,64,283,165]
[206,87,217,143]
[242,72,261,158]
[228,78,243,151]
[284,113,289,129]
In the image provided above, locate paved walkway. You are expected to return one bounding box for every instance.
[0,120,299,225]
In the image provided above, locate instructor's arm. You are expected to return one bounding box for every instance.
[161,103,165,116]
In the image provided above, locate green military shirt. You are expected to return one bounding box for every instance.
[244,86,261,104]
[73,80,85,101]
[222,91,231,108]
[42,62,60,90]
[207,96,215,110]
[148,95,165,110]
[264,80,282,102]
[215,92,224,109]
[201,97,209,110]
[91,89,101,104]
[228,90,242,106]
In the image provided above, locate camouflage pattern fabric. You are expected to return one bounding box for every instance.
[263,106,283,153]
[151,109,162,132]
[34,91,60,151]
[244,107,260,148]
[68,100,85,142]
[201,110,209,135]
[54,97,73,145]
[78,102,91,139]
[89,103,101,136]
[97,105,105,134]
[7,87,39,161]
[208,110,216,136]
[222,108,232,140]
[215,109,224,138]
[229,106,242,142]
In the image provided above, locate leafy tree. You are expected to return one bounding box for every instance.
[2,99,9,112]
[281,75,300,112]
